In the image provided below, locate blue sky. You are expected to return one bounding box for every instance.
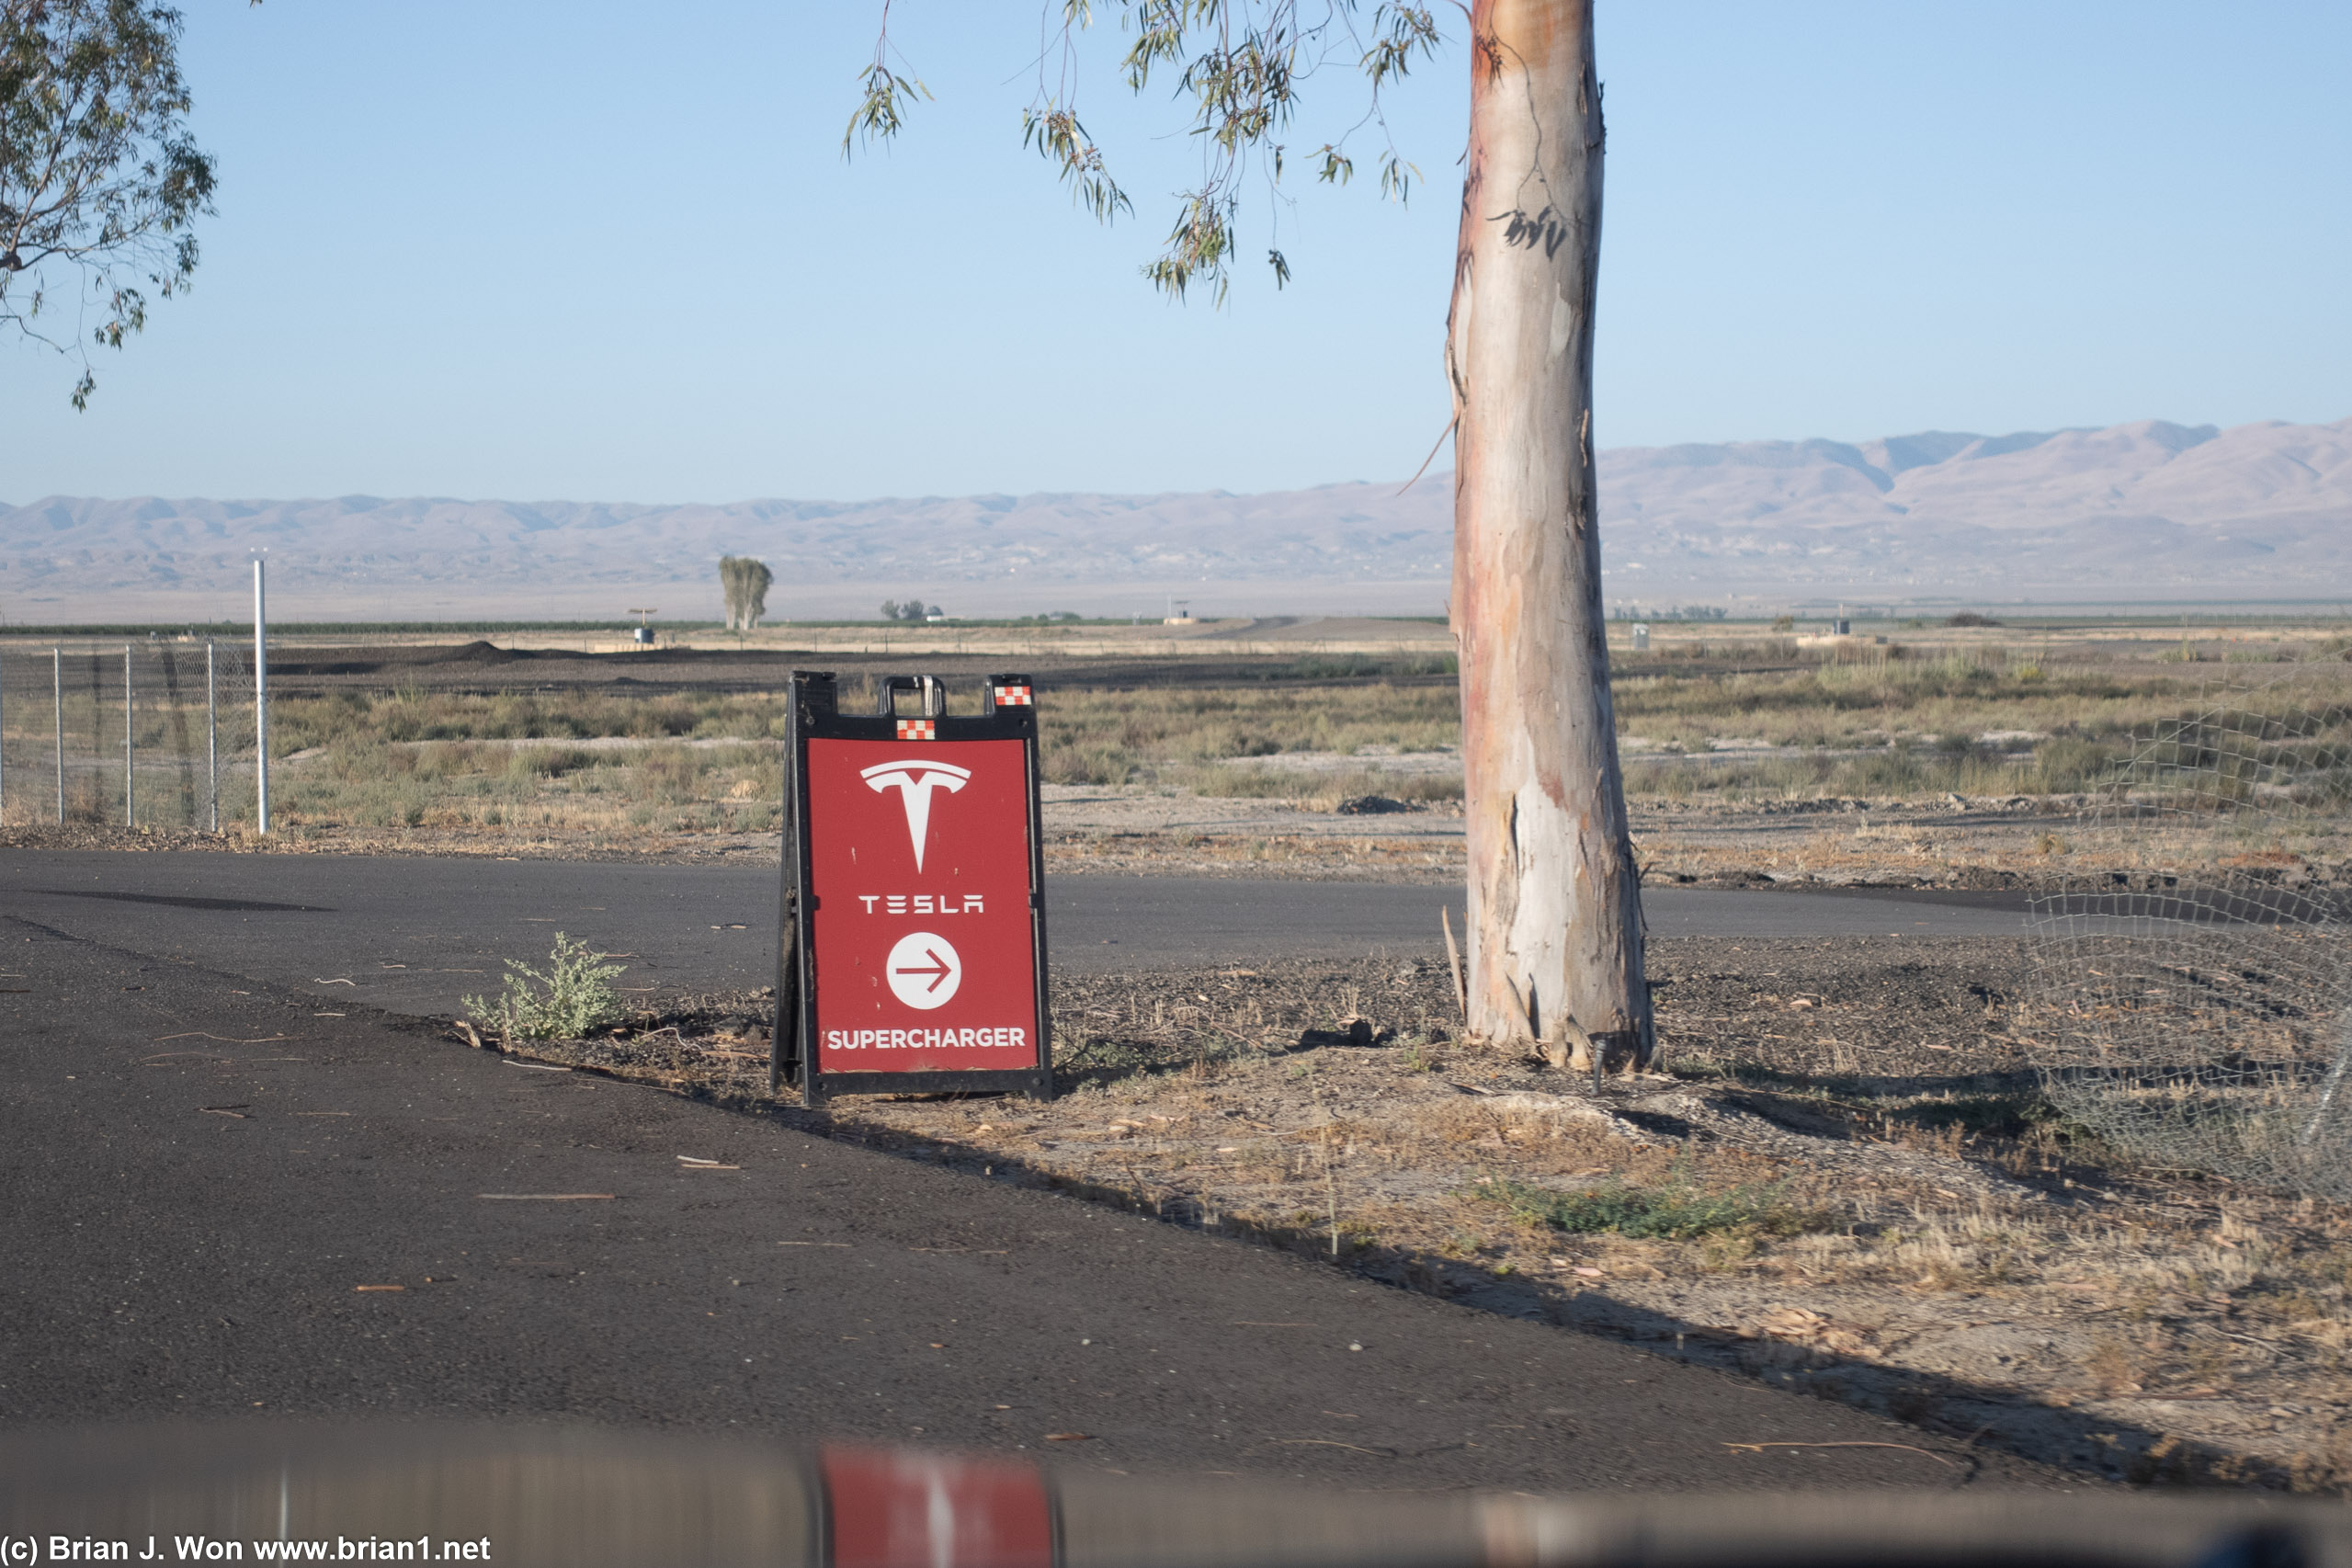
[2,1,2346,504]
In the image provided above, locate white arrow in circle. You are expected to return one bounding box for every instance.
[861,759,971,871]
[886,931,962,1009]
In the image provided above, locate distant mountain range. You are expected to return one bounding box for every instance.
[4,415,2346,622]
[1598,416,2352,608]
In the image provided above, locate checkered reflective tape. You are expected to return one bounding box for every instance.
[894,719,937,741]
[992,685,1034,707]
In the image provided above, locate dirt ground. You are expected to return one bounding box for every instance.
[1029,788,2111,888]
[0,790,2146,893]
[480,936,2352,1496]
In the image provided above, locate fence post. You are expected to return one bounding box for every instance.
[2302,1016,2352,1149]
[255,560,270,836]
[207,640,219,834]
[124,643,135,829]
[52,644,63,824]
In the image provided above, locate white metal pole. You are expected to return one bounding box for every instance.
[124,643,134,829]
[1,645,7,824]
[207,640,219,834]
[255,560,270,835]
[52,644,63,824]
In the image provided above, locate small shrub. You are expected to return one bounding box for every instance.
[1042,744,1134,785]
[1477,1169,1815,1241]
[1699,1231,1759,1270]
[1283,653,1455,680]
[2027,736,2120,793]
[1892,1093,2062,1142]
[2084,1335,2146,1394]
[464,933,628,1043]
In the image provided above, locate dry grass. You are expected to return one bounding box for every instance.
[1037,683,1459,788]
[14,637,2352,834]
[273,736,785,835]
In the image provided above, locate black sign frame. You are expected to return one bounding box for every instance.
[771,670,1054,1108]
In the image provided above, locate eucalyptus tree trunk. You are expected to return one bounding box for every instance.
[1446,0,1652,1072]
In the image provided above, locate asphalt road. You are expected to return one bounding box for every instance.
[0,850,2039,1017]
[0,906,2069,1493]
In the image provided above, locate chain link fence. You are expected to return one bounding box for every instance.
[2027,665,2352,1199]
[0,641,264,833]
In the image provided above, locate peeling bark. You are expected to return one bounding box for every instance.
[1446,0,1651,1072]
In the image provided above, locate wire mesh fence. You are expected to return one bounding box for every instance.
[2026,663,2352,1199]
[0,641,264,833]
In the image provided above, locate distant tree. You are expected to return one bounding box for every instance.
[1,0,225,408]
[894,597,929,622]
[742,558,772,629]
[879,599,900,620]
[719,556,744,629]
[717,555,772,631]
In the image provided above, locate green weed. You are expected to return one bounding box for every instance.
[464,934,629,1043]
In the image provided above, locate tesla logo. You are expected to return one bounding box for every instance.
[861,759,971,871]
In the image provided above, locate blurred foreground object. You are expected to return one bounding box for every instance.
[4,1423,2348,1568]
